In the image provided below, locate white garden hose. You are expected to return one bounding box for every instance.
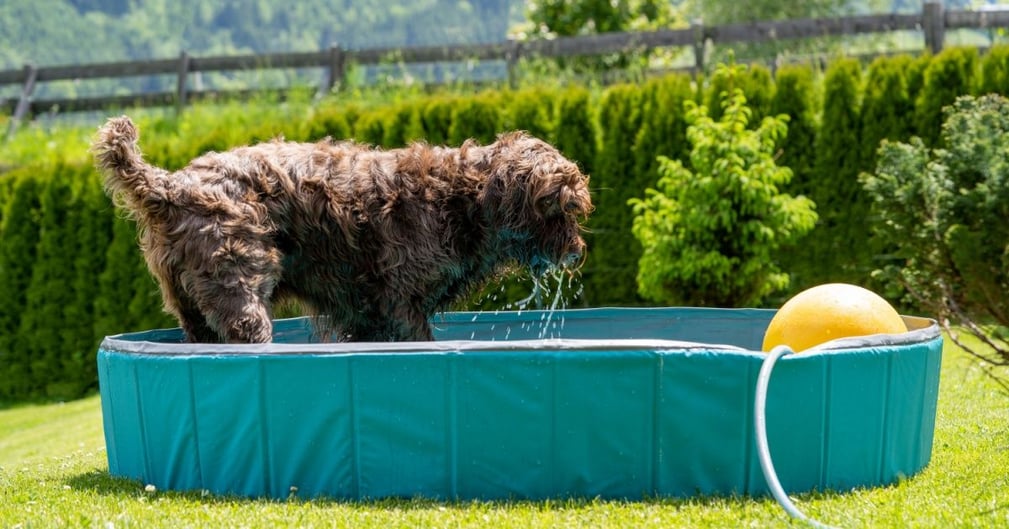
[754,345,840,529]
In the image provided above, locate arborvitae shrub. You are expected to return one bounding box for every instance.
[705,62,774,122]
[0,173,42,401]
[771,64,818,197]
[916,46,979,147]
[584,83,644,306]
[353,108,391,145]
[448,92,503,146]
[741,64,775,123]
[19,168,82,399]
[129,264,175,333]
[632,73,695,189]
[860,55,917,175]
[93,216,153,340]
[769,64,820,296]
[63,168,113,396]
[421,95,457,145]
[303,104,354,141]
[383,101,426,147]
[504,87,557,141]
[980,44,1009,96]
[808,57,865,285]
[553,86,597,176]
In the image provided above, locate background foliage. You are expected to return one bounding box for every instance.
[2,45,1009,402]
[862,93,1009,389]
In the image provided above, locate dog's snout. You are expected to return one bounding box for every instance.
[561,238,586,268]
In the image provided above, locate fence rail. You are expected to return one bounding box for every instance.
[3,1,1009,134]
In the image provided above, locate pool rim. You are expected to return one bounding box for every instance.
[98,307,941,357]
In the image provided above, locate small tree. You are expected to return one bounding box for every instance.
[629,82,817,307]
[862,94,1009,390]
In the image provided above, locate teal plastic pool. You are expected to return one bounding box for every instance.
[96,307,942,500]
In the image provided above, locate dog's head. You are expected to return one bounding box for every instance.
[482,132,593,274]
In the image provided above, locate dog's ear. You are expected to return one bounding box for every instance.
[534,182,590,219]
[558,184,586,218]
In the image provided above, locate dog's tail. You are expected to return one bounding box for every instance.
[92,116,163,208]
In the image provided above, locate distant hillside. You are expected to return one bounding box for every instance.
[0,0,523,99]
[1,0,522,68]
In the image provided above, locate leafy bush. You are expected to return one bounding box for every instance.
[862,94,1009,388]
[629,80,817,307]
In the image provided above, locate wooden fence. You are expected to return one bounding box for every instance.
[3,1,1009,134]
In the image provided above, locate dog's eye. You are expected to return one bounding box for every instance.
[537,196,559,216]
[564,201,580,215]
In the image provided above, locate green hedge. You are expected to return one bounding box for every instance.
[3,46,1009,403]
[585,83,646,305]
[916,47,980,147]
[0,172,43,400]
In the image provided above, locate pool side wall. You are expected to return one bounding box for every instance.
[97,308,943,500]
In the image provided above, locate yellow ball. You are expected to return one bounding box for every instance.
[762,283,908,352]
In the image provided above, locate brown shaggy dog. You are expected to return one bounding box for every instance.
[92,116,592,344]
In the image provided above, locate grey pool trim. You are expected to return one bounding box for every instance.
[99,336,752,356]
[98,315,940,357]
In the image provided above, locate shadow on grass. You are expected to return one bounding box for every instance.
[62,468,849,512]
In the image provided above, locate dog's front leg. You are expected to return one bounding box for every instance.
[392,304,436,342]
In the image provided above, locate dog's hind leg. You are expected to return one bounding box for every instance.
[184,243,281,344]
[151,268,222,343]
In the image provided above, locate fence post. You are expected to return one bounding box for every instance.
[923,1,945,54]
[6,64,38,139]
[506,39,523,89]
[323,45,346,95]
[691,18,706,76]
[176,50,191,112]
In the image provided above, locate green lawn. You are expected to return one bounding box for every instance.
[2,339,1008,528]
